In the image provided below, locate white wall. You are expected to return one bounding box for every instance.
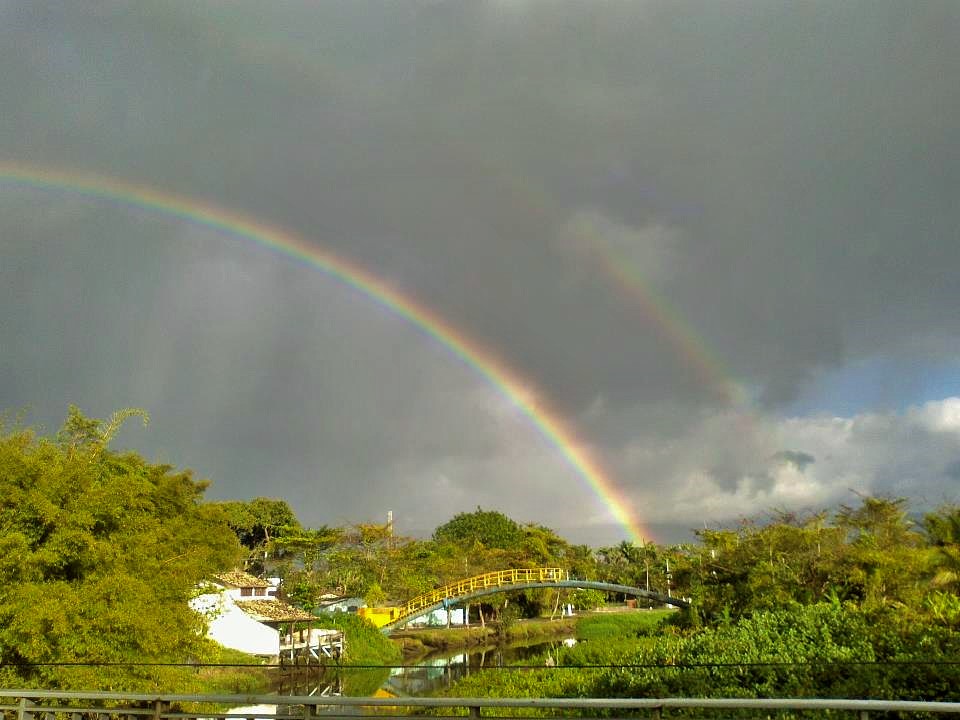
[191,592,279,656]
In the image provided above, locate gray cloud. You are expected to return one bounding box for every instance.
[772,451,817,472]
[946,460,960,481]
[2,1,959,542]
[621,399,960,531]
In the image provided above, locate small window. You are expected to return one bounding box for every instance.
[240,587,252,597]
[255,587,266,596]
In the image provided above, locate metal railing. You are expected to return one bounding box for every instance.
[393,568,567,625]
[4,690,960,719]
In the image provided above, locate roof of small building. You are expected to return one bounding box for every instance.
[213,570,272,589]
[235,599,316,622]
[317,594,364,605]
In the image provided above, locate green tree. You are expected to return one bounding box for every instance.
[833,496,925,608]
[214,497,300,573]
[433,508,523,550]
[696,513,845,616]
[0,409,242,690]
[924,504,960,592]
[271,525,343,571]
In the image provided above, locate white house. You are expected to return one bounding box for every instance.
[191,571,343,659]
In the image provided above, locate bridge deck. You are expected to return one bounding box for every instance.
[393,568,567,625]
[373,567,686,632]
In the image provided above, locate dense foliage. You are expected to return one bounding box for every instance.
[445,604,960,704]
[313,612,400,666]
[270,508,594,621]
[0,409,243,690]
[436,499,960,703]
[433,509,524,549]
[6,407,960,702]
[249,495,960,703]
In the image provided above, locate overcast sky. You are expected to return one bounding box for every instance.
[2,1,959,544]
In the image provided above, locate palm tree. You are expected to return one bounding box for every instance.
[924,505,960,592]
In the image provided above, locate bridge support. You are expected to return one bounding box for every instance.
[378,568,688,633]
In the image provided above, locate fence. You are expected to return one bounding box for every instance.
[393,568,567,624]
[4,690,960,720]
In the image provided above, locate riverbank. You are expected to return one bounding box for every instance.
[391,617,577,658]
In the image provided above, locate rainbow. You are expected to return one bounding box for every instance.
[569,215,744,408]
[0,161,651,544]
[400,137,743,409]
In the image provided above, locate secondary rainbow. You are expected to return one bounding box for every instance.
[0,161,650,544]
[445,147,744,409]
[581,237,744,407]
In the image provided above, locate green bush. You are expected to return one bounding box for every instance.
[575,610,673,641]
[444,604,960,703]
[313,612,400,666]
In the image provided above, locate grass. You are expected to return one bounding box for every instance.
[575,608,674,641]
[315,612,402,665]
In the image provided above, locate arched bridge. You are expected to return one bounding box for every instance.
[377,567,687,633]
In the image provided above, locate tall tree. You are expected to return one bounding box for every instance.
[214,497,300,573]
[834,496,925,608]
[925,504,960,592]
[433,508,523,550]
[0,409,242,690]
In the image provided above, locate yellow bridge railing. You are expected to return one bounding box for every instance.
[391,567,567,626]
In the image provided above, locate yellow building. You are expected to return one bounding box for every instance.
[357,606,403,628]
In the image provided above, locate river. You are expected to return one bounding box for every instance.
[382,639,573,696]
[265,637,575,700]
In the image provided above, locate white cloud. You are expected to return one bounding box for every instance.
[909,398,960,433]
[620,398,960,531]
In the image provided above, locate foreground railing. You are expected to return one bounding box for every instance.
[4,690,960,719]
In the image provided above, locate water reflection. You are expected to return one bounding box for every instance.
[236,637,576,716]
[385,639,573,696]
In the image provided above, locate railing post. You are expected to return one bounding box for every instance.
[468,705,481,719]
[649,706,662,720]
[17,697,34,720]
[859,712,870,720]
[152,699,167,720]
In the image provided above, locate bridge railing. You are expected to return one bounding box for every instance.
[3,690,960,719]
[395,567,566,623]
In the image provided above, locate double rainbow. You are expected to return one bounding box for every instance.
[0,161,650,544]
